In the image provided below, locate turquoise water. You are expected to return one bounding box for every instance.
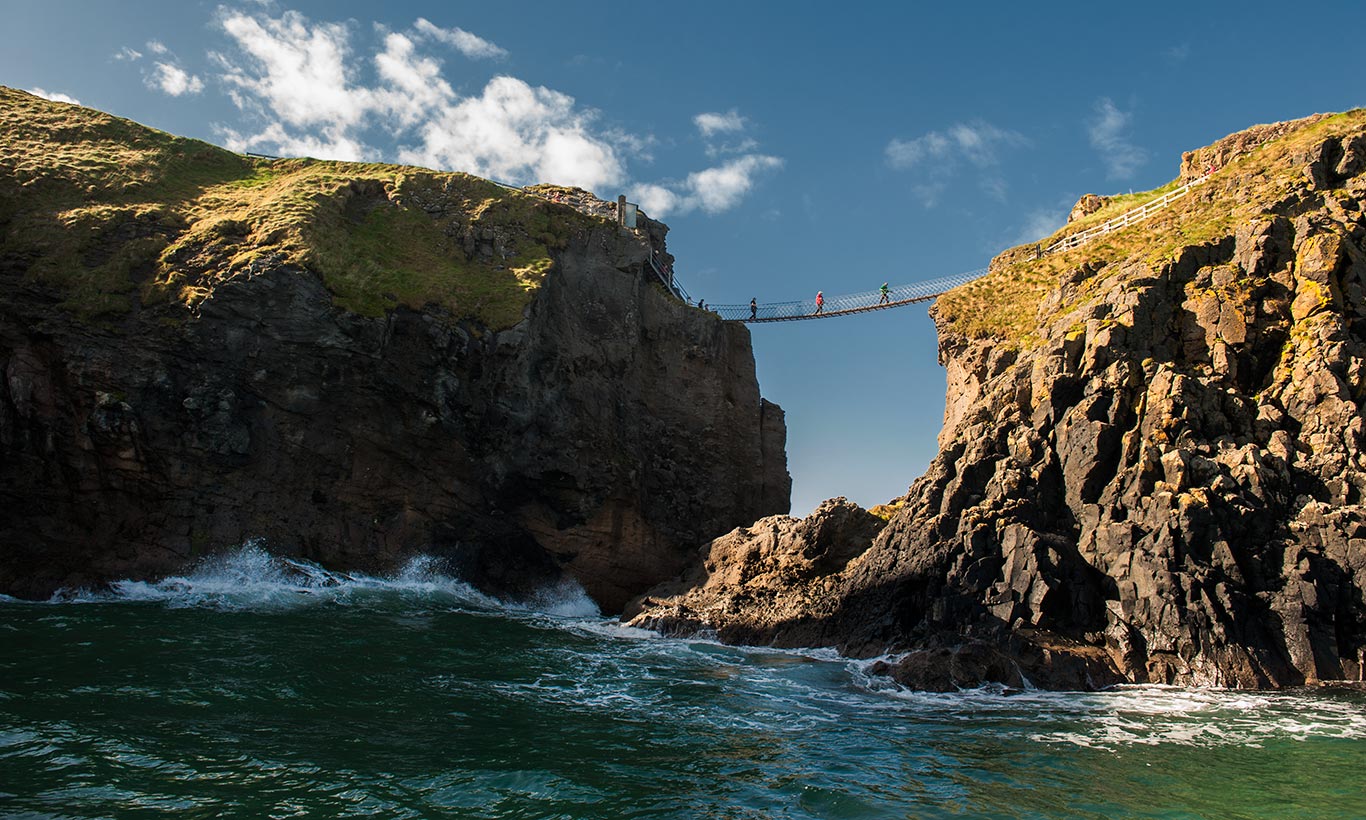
[2,548,1364,819]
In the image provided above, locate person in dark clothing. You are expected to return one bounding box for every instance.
[750,298,758,319]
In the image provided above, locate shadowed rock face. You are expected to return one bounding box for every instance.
[629,114,1366,690]
[0,209,790,611]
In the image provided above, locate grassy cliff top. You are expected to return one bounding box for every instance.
[934,108,1366,349]
[0,87,599,326]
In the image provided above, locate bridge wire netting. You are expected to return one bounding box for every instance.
[706,269,989,322]
[642,170,1208,323]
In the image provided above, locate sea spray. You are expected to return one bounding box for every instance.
[44,542,605,621]
[51,542,498,612]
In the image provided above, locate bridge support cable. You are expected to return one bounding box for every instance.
[644,171,1210,324]
[708,269,989,323]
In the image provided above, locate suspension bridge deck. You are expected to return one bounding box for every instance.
[705,270,988,323]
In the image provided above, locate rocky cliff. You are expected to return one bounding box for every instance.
[629,110,1366,690]
[0,88,790,610]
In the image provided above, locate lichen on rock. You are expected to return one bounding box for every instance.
[629,109,1366,690]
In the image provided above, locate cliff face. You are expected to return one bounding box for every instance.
[0,89,790,609]
[629,111,1366,689]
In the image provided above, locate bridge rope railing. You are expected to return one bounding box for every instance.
[649,170,1210,323]
[707,269,989,323]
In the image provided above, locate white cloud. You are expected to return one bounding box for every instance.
[704,136,757,159]
[412,18,507,60]
[602,126,655,163]
[979,175,1009,202]
[632,154,782,217]
[633,183,681,217]
[27,87,81,105]
[1011,207,1067,247]
[399,75,626,190]
[373,30,454,125]
[203,9,775,213]
[218,11,369,131]
[219,121,368,161]
[694,109,745,138]
[147,40,169,55]
[694,109,758,158]
[114,47,143,62]
[1088,97,1147,180]
[886,122,1024,171]
[689,155,783,212]
[886,131,946,169]
[886,121,1026,206]
[148,62,204,96]
[910,181,947,208]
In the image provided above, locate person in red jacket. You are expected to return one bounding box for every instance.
[814,291,824,315]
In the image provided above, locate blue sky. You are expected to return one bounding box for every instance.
[6,1,1364,515]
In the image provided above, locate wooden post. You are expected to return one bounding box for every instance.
[617,195,626,230]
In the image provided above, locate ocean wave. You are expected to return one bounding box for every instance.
[856,675,1366,748]
[31,542,598,619]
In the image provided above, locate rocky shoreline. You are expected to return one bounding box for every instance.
[6,89,1366,692]
[0,89,790,607]
[627,112,1366,690]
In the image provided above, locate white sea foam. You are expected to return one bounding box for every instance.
[858,677,1366,749]
[518,577,600,619]
[18,545,1366,753]
[38,542,571,615]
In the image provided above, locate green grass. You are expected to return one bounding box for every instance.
[0,86,598,326]
[1060,180,1183,235]
[934,108,1366,349]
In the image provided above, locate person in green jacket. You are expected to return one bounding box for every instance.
[879,282,890,304]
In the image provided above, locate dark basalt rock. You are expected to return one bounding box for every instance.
[0,208,791,612]
[629,114,1366,690]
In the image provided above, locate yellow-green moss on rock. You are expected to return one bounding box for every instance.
[934,108,1366,350]
[0,86,599,328]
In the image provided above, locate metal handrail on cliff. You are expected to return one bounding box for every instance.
[648,253,691,304]
[1043,174,1210,255]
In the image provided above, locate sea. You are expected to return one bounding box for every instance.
[2,545,1363,819]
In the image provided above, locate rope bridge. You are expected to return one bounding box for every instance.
[641,171,1209,324]
[707,270,988,323]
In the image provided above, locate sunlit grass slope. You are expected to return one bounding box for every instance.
[0,87,596,327]
[934,109,1366,349]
